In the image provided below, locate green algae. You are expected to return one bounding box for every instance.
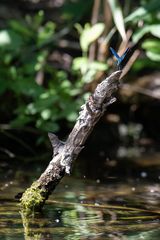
[20,181,46,214]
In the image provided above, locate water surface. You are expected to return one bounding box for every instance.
[0,170,160,240]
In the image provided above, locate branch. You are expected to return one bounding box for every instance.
[20,70,121,214]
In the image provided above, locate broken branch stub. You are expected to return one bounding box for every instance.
[20,70,121,212]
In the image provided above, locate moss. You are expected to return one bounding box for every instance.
[20,181,46,215]
[20,210,43,238]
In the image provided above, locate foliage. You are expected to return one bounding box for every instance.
[72,0,160,86]
[0,11,85,133]
[0,0,159,139]
[73,23,108,83]
[126,0,160,68]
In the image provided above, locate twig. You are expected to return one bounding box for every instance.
[121,83,160,100]
[89,0,101,61]
[120,49,140,79]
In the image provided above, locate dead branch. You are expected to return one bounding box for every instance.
[20,70,121,214]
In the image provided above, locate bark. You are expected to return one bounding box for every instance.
[20,70,122,214]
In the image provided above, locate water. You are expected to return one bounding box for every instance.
[0,171,160,240]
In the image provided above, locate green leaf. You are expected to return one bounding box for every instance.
[125,0,160,23]
[0,30,11,46]
[80,23,105,52]
[125,7,147,23]
[142,39,160,61]
[0,30,22,49]
[150,25,160,38]
[41,109,52,120]
[142,39,160,51]
[32,10,44,28]
[108,0,126,41]
[73,57,108,82]
[133,25,160,43]
[66,111,77,122]
[37,21,56,46]
[89,61,108,71]
[25,103,37,115]
[72,57,88,73]
[133,58,158,71]
[146,51,160,61]
[9,20,31,36]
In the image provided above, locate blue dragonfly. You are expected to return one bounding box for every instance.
[110,47,130,70]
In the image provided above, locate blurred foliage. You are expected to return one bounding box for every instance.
[73,22,108,83]
[125,0,160,69]
[0,0,159,143]
[0,10,86,133]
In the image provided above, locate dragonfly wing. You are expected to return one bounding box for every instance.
[110,47,120,61]
[120,48,130,61]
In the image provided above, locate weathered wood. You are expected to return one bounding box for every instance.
[20,70,122,213]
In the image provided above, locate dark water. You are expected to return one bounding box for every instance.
[0,166,160,240]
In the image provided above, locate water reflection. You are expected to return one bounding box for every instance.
[0,175,160,240]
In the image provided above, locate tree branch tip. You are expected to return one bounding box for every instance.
[48,132,57,142]
[109,70,122,79]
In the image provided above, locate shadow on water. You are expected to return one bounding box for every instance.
[0,161,160,240]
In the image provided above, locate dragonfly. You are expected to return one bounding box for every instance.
[110,47,130,70]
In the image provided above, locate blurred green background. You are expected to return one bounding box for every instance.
[0,0,160,170]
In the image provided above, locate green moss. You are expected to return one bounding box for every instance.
[20,181,46,214]
[20,210,43,238]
